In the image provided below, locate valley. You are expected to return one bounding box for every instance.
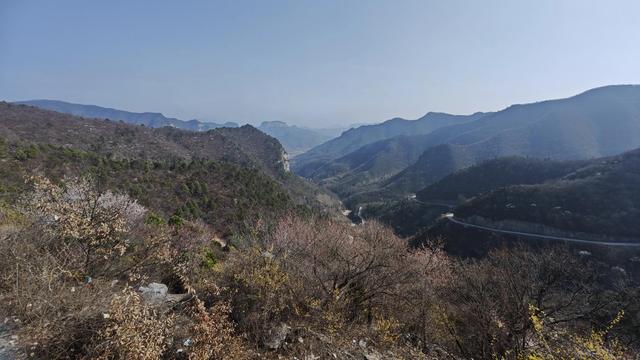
[3,86,640,360]
[3,3,640,357]
[290,86,640,252]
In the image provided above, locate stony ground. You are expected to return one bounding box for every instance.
[0,321,22,360]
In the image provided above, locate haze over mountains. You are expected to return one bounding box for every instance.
[294,85,640,205]
[257,121,346,155]
[16,99,348,155]
[6,1,640,357]
[292,111,488,177]
[8,84,640,241]
[16,99,240,131]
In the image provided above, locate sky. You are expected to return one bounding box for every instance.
[1,0,640,127]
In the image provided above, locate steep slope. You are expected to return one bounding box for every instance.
[2,103,263,169]
[15,99,238,130]
[258,121,335,155]
[409,147,640,255]
[377,144,479,197]
[420,85,640,160]
[314,85,640,201]
[292,112,487,177]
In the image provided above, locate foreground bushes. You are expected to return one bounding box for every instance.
[0,177,638,358]
[0,177,249,359]
[218,216,638,358]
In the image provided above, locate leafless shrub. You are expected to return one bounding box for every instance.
[270,216,412,324]
[0,176,175,358]
[218,244,300,342]
[184,295,251,360]
[218,215,423,347]
[89,288,175,360]
[435,245,622,358]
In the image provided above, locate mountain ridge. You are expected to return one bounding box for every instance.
[302,84,640,204]
[0,102,338,209]
[292,111,489,177]
[15,99,239,131]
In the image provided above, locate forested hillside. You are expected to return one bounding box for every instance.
[0,142,294,235]
[455,149,640,238]
[416,157,588,203]
[1,95,639,360]
[4,2,640,358]
[365,152,640,242]
[0,102,337,209]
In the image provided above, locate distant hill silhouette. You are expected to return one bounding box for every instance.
[292,112,487,177]
[258,120,338,155]
[15,99,238,130]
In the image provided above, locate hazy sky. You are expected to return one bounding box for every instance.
[1,0,640,127]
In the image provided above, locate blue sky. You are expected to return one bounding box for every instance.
[1,0,640,127]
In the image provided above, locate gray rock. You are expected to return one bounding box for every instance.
[139,282,168,295]
[363,352,381,360]
[264,323,291,350]
[138,282,169,302]
[0,322,23,360]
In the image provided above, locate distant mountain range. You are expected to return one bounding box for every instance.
[257,121,346,156]
[15,99,239,130]
[15,99,350,155]
[292,112,487,178]
[294,85,640,206]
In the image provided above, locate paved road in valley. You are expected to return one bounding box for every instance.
[445,215,640,247]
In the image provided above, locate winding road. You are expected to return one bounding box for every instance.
[444,214,640,247]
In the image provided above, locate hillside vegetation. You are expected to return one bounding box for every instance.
[364,151,640,243]
[0,102,337,209]
[0,141,293,235]
[16,100,348,157]
[456,149,640,238]
[417,157,588,203]
[1,100,639,359]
